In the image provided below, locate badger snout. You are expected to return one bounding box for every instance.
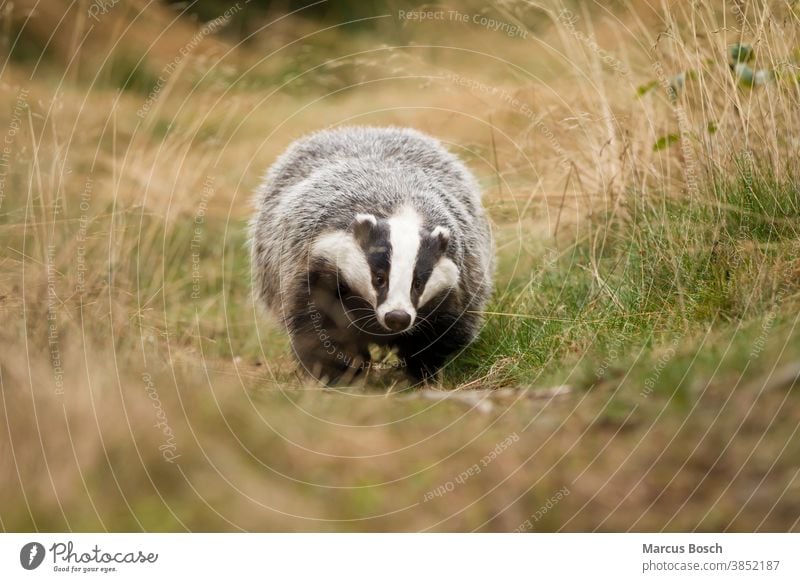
[383,309,412,332]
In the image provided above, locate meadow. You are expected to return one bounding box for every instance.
[1,0,799,531]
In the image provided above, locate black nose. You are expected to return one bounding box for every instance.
[384,310,411,331]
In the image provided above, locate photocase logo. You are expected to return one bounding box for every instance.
[20,542,46,570]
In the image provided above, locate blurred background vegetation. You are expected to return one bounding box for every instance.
[0,0,799,532]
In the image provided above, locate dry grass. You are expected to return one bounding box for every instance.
[1,0,799,531]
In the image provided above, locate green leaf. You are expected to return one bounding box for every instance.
[734,62,754,86]
[730,43,754,64]
[653,133,680,151]
[732,63,772,87]
[636,80,659,97]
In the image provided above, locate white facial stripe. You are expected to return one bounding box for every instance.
[419,257,459,307]
[377,205,422,326]
[310,231,376,306]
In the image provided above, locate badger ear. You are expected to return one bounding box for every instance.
[431,226,450,253]
[352,213,377,244]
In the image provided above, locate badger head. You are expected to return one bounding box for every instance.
[310,205,459,333]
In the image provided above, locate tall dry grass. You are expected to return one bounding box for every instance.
[0,0,798,531]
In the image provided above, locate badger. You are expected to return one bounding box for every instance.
[249,126,494,384]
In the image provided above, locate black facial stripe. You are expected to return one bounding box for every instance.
[411,231,446,306]
[355,219,391,305]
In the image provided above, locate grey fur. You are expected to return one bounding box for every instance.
[249,125,494,382]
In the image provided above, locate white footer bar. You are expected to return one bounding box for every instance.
[1,533,797,581]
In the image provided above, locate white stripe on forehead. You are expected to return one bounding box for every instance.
[310,231,377,306]
[378,205,422,322]
[418,257,459,307]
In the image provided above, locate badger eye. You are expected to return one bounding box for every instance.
[412,277,423,292]
[374,274,387,288]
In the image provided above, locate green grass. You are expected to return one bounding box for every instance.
[447,168,800,391]
[103,52,161,94]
